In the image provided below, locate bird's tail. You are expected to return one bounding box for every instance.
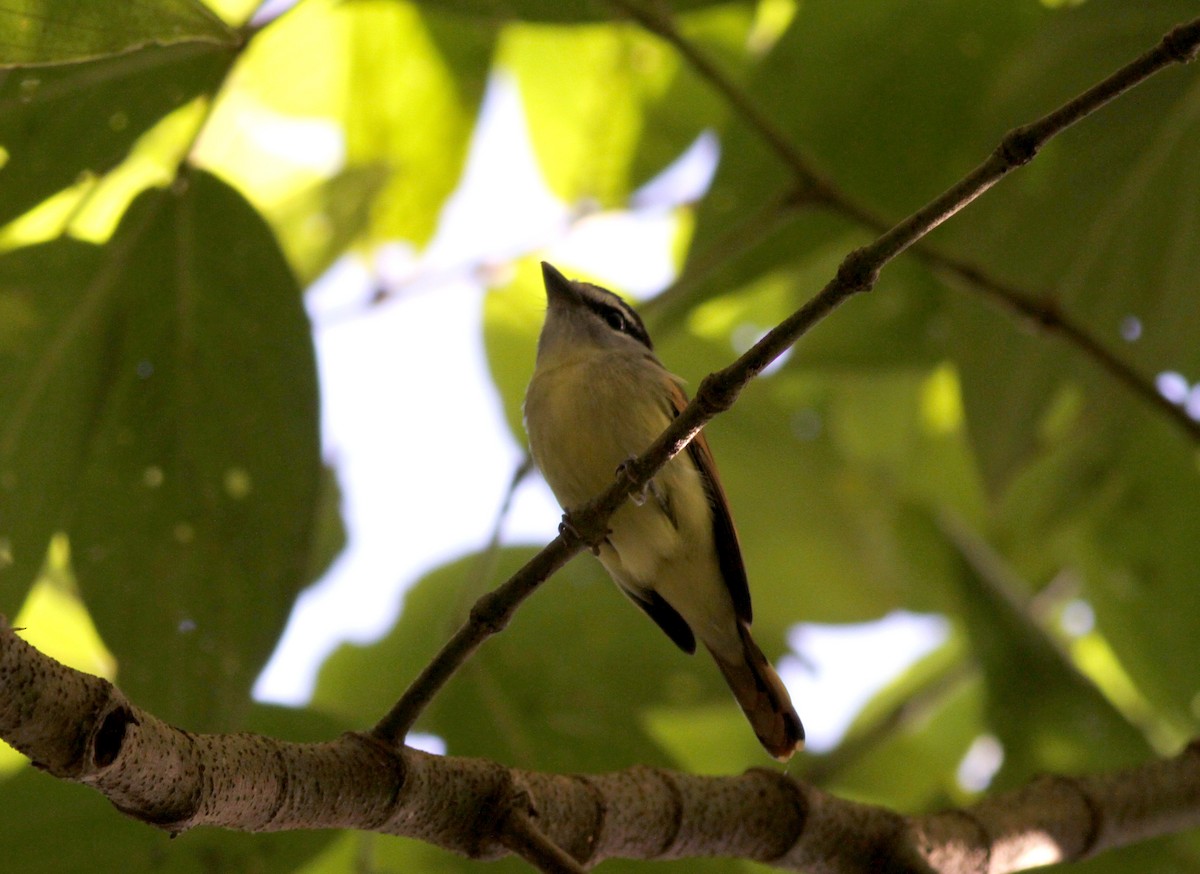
[707,624,804,761]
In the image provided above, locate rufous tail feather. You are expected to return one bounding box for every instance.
[707,624,804,761]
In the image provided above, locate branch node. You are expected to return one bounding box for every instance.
[1036,773,1103,858]
[638,765,685,856]
[835,245,881,293]
[745,768,808,860]
[468,588,513,636]
[1162,20,1200,63]
[997,125,1040,167]
[696,371,741,418]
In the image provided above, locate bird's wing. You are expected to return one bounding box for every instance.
[665,380,753,625]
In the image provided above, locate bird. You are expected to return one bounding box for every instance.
[523,261,803,760]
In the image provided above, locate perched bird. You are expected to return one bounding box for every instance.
[523,261,803,760]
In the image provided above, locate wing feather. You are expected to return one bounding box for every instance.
[665,380,753,624]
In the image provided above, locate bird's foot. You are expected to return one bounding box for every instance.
[615,458,648,506]
[559,512,608,556]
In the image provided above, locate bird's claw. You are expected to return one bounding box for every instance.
[559,513,608,556]
[615,458,648,506]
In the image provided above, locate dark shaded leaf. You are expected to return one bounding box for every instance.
[0,0,236,67]
[0,42,234,226]
[54,169,321,731]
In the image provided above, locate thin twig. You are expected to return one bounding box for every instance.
[371,16,1200,747]
[499,810,588,874]
[486,455,535,553]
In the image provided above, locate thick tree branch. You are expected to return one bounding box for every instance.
[4,619,1199,872]
[372,13,1200,745]
[621,2,1200,442]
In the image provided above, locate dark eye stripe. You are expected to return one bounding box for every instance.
[581,285,653,350]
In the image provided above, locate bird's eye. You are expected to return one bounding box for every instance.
[603,309,627,332]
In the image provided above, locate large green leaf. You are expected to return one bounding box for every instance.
[917,0,1200,728]
[499,20,663,205]
[944,291,1069,496]
[0,42,235,227]
[499,3,753,207]
[0,240,115,607]
[668,0,1049,379]
[0,0,237,67]
[3,168,323,731]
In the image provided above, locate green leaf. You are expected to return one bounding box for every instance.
[270,164,391,286]
[0,0,237,68]
[0,239,118,608]
[1066,416,1200,730]
[499,19,672,205]
[304,464,349,592]
[11,168,322,731]
[945,291,1068,496]
[411,0,742,24]
[0,43,235,227]
[628,4,754,196]
[481,259,543,445]
[688,0,1042,271]
[227,0,489,247]
[498,5,752,206]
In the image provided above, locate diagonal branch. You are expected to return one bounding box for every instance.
[372,13,1200,747]
[618,1,1200,443]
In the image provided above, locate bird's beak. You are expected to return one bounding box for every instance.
[541,261,578,305]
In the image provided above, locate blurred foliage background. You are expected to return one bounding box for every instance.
[2,0,1199,871]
